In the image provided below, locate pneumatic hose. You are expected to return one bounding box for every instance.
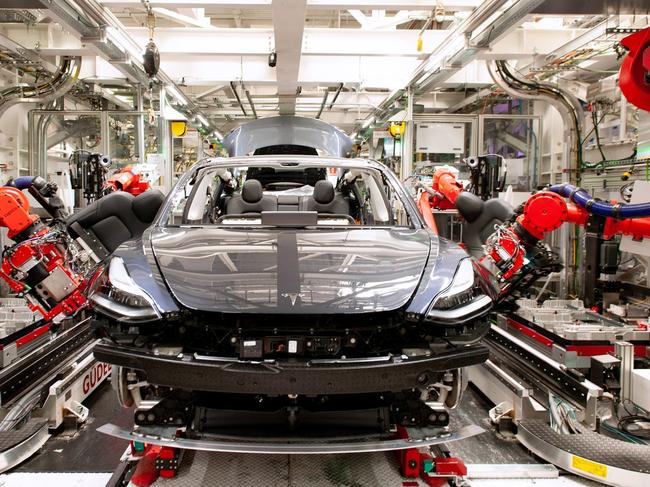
[549,184,650,218]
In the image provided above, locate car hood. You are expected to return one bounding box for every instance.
[149,226,435,314]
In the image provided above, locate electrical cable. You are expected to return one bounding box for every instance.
[618,415,650,439]
[591,107,607,162]
[494,61,583,180]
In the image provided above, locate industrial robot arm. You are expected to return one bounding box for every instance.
[418,167,650,297]
[0,178,87,321]
[482,185,650,287]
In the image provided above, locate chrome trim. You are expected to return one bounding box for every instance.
[97,423,484,454]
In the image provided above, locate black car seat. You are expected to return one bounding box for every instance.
[456,192,514,258]
[301,180,350,215]
[226,179,277,214]
[66,190,165,259]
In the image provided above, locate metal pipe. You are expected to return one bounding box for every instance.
[230,81,248,117]
[328,82,344,111]
[488,59,581,297]
[471,0,545,48]
[244,89,258,119]
[0,56,81,120]
[418,12,434,36]
[316,90,328,119]
[487,60,581,166]
[366,0,540,131]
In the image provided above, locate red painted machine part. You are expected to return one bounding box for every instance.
[0,187,40,239]
[417,192,439,233]
[129,445,161,487]
[619,27,650,112]
[432,169,463,207]
[106,168,150,196]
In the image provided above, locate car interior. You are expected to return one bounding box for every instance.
[172,164,407,227]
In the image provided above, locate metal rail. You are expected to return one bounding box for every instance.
[0,319,93,406]
[484,324,601,428]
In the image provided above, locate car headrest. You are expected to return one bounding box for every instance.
[132,190,165,223]
[242,179,263,203]
[313,180,334,204]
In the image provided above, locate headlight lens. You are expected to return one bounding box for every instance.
[427,258,492,324]
[89,257,160,322]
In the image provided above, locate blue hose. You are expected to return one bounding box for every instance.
[549,184,650,218]
[6,176,36,190]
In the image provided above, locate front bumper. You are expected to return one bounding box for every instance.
[94,340,488,395]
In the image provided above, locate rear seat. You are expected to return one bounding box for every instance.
[226,179,349,216]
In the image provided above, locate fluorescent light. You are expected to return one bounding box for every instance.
[350,132,357,139]
[212,130,223,139]
[362,116,375,129]
[196,114,209,126]
[166,85,188,106]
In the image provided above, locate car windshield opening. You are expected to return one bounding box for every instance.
[165,162,413,228]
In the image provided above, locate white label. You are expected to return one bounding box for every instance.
[243,340,257,347]
[288,340,298,353]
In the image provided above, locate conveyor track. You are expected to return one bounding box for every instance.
[0,319,93,406]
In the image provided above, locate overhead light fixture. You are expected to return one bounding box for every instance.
[350,132,357,139]
[167,84,188,106]
[212,130,223,139]
[362,116,375,129]
[196,114,209,126]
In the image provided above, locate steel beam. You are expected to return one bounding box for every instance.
[272,0,307,115]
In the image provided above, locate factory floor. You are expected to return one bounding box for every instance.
[0,382,599,486]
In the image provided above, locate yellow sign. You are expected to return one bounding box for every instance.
[571,455,607,478]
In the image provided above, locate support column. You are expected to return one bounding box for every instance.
[401,89,414,180]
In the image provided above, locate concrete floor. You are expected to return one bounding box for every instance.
[16,380,132,473]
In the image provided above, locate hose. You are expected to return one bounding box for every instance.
[550,183,650,218]
[0,56,81,119]
[488,60,583,183]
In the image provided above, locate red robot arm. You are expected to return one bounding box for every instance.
[0,186,41,240]
[619,27,650,112]
[418,167,650,290]
[484,191,650,283]
[0,185,86,321]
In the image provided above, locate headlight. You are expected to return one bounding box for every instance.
[89,257,161,323]
[427,258,492,324]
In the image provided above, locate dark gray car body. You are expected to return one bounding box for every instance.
[92,156,494,408]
